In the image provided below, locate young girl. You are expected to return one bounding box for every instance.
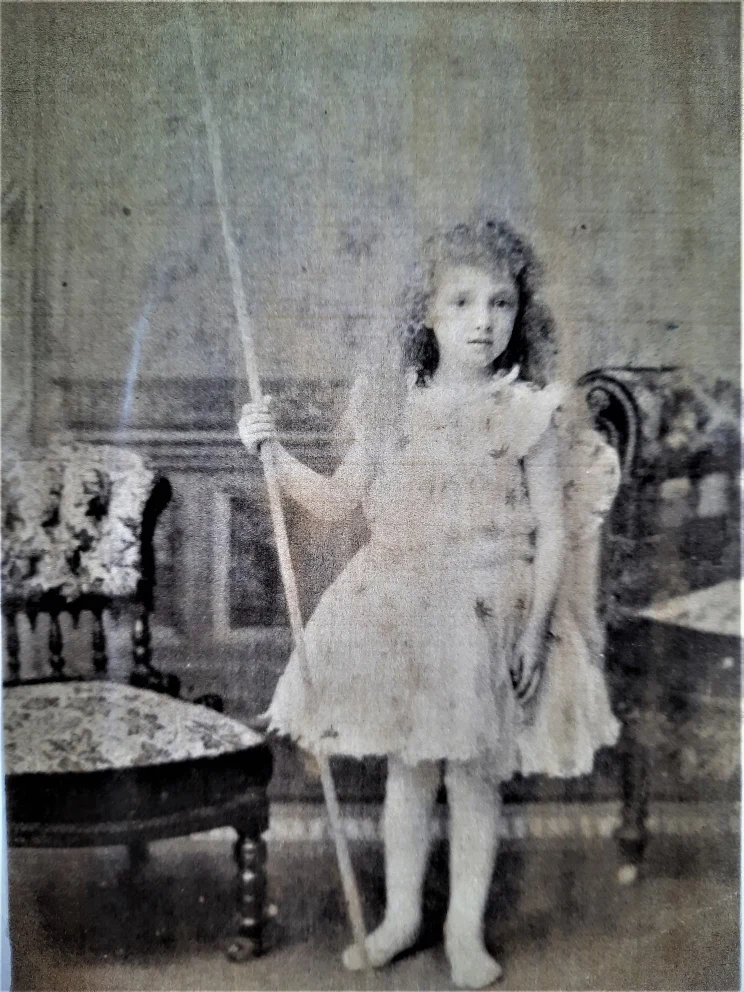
[239,219,620,989]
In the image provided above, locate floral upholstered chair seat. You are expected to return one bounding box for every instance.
[4,682,263,776]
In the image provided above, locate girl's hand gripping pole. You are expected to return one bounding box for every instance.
[185,12,368,968]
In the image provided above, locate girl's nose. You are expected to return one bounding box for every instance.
[476,306,492,334]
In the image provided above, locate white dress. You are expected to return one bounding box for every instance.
[268,374,621,778]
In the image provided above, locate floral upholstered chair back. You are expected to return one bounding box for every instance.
[579,368,740,619]
[2,443,158,683]
[3,444,155,605]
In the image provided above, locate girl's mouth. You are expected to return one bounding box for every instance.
[468,339,492,345]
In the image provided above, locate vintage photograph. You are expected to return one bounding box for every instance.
[2,3,740,990]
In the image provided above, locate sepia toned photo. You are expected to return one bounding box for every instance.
[2,3,740,990]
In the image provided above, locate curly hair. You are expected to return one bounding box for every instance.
[401,218,557,387]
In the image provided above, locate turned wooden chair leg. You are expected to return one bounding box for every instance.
[615,705,650,884]
[226,827,268,961]
[115,840,151,890]
[128,839,150,874]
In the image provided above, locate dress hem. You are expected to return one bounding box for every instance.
[267,719,621,781]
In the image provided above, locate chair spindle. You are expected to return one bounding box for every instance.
[49,612,65,675]
[132,600,152,672]
[4,609,20,680]
[92,607,108,674]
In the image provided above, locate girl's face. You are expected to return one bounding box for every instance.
[429,264,519,378]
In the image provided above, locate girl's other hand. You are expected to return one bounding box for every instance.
[238,398,277,453]
[511,623,546,704]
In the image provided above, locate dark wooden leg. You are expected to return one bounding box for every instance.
[116,839,150,890]
[615,705,650,884]
[128,839,150,873]
[607,618,654,884]
[226,827,267,961]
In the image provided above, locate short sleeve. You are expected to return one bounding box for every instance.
[563,429,622,544]
[512,382,566,460]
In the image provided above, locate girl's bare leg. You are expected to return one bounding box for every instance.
[444,760,503,989]
[343,757,440,970]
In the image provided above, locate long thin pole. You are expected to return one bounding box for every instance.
[185,13,368,968]
[24,9,37,446]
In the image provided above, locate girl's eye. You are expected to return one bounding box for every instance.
[456,297,468,308]
[490,297,510,309]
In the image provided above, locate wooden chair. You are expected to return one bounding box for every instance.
[578,367,740,880]
[3,445,273,960]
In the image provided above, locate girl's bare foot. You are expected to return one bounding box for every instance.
[342,915,420,970]
[445,926,502,989]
